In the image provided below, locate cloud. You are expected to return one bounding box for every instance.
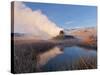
[14,2,62,38]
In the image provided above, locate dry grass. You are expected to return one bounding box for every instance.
[13,39,56,73]
[72,55,97,69]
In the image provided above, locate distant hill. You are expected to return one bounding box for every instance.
[65,27,96,35]
[66,27,97,49]
[68,27,97,38]
[11,33,25,37]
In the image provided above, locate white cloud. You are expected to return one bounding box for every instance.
[14,1,62,38]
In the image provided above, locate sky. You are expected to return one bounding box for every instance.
[13,1,97,37]
[24,2,97,29]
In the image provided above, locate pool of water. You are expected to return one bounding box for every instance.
[36,46,97,71]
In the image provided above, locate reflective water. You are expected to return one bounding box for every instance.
[36,46,97,71]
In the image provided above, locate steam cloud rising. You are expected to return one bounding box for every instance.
[14,2,62,38]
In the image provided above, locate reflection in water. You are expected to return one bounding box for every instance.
[36,46,97,71]
[36,47,63,71]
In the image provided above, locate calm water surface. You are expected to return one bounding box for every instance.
[36,46,97,71]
